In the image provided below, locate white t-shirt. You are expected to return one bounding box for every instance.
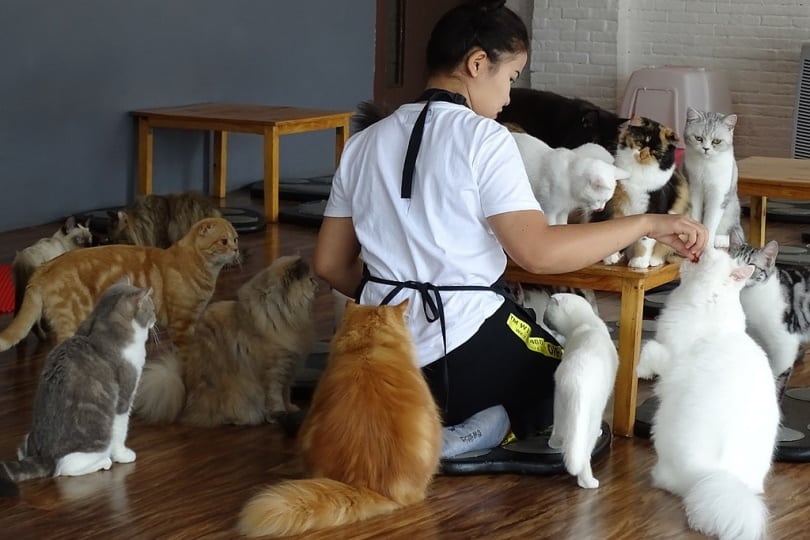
[324,101,542,367]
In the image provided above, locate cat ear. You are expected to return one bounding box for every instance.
[763,240,780,263]
[62,215,76,233]
[729,228,746,249]
[628,115,644,127]
[394,298,410,313]
[197,219,216,236]
[686,107,702,123]
[136,287,153,304]
[114,275,133,286]
[117,211,128,225]
[731,264,755,283]
[722,113,738,131]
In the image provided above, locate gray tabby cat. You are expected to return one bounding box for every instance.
[683,107,744,249]
[0,281,156,497]
[729,237,808,389]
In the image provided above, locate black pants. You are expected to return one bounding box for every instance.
[421,299,563,439]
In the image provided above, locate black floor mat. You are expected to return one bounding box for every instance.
[250,175,332,202]
[277,200,326,227]
[741,200,810,224]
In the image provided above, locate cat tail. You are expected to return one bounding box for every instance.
[684,471,768,540]
[134,349,185,424]
[353,101,393,132]
[0,282,43,351]
[0,455,57,497]
[238,477,401,538]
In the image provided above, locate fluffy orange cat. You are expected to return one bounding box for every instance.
[238,300,442,538]
[0,217,239,351]
[134,255,317,426]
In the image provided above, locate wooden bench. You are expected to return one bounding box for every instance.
[505,260,680,437]
[131,103,354,223]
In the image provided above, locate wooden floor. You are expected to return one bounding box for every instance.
[1,191,809,539]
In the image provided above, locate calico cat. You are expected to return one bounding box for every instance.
[543,293,617,489]
[511,131,628,225]
[134,255,317,426]
[12,216,94,340]
[598,116,690,268]
[0,281,156,497]
[683,107,743,249]
[108,191,222,248]
[497,87,627,153]
[238,300,442,538]
[0,217,238,351]
[729,238,806,380]
[643,248,778,540]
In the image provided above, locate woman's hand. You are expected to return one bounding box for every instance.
[644,214,708,261]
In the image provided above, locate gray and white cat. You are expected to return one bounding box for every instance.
[543,293,617,489]
[683,107,744,249]
[0,281,156,497]
[12,216,93,339]
[641,248,778,540]
[729,237,808,383]
[512,132,629,225]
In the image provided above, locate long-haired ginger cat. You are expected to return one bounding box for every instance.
[0,217,238,351]
[238,300,442,538]
[134,255,317,426]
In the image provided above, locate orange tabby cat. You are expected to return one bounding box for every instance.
[0,217,239,351]
[134,255,317,426]
[238,300,442,538]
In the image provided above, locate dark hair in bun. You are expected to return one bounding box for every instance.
[426,0,528,74]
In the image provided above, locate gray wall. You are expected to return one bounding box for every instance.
[0,0,375,232]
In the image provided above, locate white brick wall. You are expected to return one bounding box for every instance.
[530,0,810,158]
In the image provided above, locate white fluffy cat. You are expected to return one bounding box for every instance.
[683,107,743,249]
[512,132,629,225]
[543,293,617,489]
[640,248,778,540]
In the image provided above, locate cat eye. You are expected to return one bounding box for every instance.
[712,139,721,145]
[220,239,229,246]
[695,136,704,142]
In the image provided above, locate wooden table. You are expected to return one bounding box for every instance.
[738,156,810,247]
[131,103,354,222]
[505,260,680,437]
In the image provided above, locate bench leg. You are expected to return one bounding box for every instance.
[335,120,349,167]
[263,126,280,223]
[613,280,645,437]
[137,118,153,196]
[748,196,767,247]
[212,131,228,199]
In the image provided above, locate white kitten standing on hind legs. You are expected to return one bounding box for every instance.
[543,293,617,489]
[646,248,778,540]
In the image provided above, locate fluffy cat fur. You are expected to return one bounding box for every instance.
[0,217,238,351]
[640,248,778,540]
[543,293,617,489]
[12,216,94,340]
[238,300,442,538]
[683,107,743,249]
[730,237,807,380]
[107,191,222,248]
[134,255,318,426]
[497,87,627,153]
[0,281,156,497]
[598,116,690,268]
[511,132,629,224]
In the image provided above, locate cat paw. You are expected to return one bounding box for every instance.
[714,234,730,249]
[577,475,599,489]
[603,252,622,265]
[628,256,650,269]
[548,434,563,450]
[112,447,136,464]
[648,255,665,267]
[285,402,301,414]
[100,457,113,471]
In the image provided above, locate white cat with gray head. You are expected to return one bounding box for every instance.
[642,247,778,540]
[512,132,629,225]
[543,293,617,489]
[683,107,744,249]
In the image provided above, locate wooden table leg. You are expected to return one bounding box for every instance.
[137,118,154,195]
[613,279,645,437]
[263,125,280,223]
[212,131,228,199]
[748,196,767,247]
[335,120,349,166]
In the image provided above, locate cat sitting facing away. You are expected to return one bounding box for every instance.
[497,87,627,154]
[640,248,778,540]
[597,116,690,268]
[135,255,318,426]
[108,191,222,248]
[511,132,629,225]
[0,217,239,352]
[238,300,442,538]
[0,281,156,497]
[12,216,94,340]
[543,293,617,489]
[683,107,743,249]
